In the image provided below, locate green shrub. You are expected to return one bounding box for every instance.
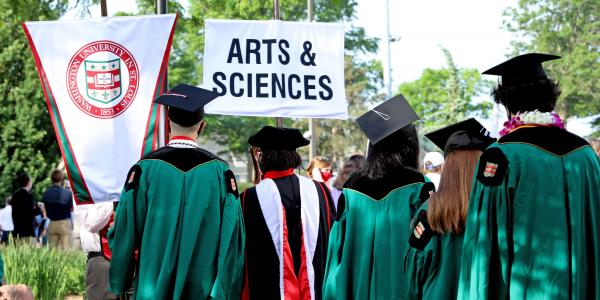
[238,182,255,192]
[2,240,86,299]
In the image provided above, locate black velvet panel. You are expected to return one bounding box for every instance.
[241,175,332,300]
[344,166,426,200]
[142,147,226,172]
[499,126,589,156]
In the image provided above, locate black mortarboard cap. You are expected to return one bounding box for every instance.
[248,126,310,150]
[154,84,220,127]
[356,94,419,144]
[482,53,561,85]
[425,118,496,153]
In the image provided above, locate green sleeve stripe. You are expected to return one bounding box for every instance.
[43,77,93,203]
[141,69,166,156]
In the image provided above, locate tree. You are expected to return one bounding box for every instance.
[397,47,493,133]
[503,0,600,136]
[296,56,384,168]
[0,0,72,200]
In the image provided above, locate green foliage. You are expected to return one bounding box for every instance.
[503,0,600,134]
[397,47,493,132]
[298,56,384,166]
[0,0,69,199]
[237,181,254,192]
[3,241,86,298]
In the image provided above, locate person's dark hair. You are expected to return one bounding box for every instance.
[361,124,420,179]
[333,154,366,190]
[16,172,30,188]
[259,149,303,172]
[491,78,561,115]
[347,154,366,170]
[50,170,64,184]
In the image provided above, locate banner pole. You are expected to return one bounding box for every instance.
[307,0,318,158]
[273,0,283,127]
[157,0,168,147]
[100,0,107,17]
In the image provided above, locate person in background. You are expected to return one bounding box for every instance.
[323,95,434,299]
[306,156,333,186]
[423,152,444,190]
[42,170,73,249]
[458,53,600,299]
[35,203,50,246]
[330,154,365,208]
[404,119,495,299]
[11,172,35,242]
[242,126,335,299]
[0,197,14,245]
[75,202,116,300]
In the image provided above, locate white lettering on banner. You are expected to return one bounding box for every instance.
[203,19,348,119]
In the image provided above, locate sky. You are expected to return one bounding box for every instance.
[63,0,594,136]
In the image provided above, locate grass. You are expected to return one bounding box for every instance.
[2,240,86,299]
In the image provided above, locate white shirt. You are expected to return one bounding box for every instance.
[0,205,14,231]
[426,173,441,191]
[74,202,113,253]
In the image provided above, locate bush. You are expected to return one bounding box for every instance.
[2,240,86,299]
[237,182,255,192]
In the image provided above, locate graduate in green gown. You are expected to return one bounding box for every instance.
[458,54,600,299]
[323,95,434,299]
[404,119,495,300]
[108,84,245,300]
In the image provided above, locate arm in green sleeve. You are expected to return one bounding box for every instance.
[108,164,147,294]
[458,148,510,300]
[210,170,246,300]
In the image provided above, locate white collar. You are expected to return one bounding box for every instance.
[167,138,198,148]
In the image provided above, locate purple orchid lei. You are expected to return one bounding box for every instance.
[499,110,565,137]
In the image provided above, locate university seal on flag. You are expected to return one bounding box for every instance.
[66,40,140,118]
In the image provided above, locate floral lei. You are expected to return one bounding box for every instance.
[499,110,565,136]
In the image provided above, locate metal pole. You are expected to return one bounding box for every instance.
[157,0,168,147]
[383,0,392,98]
[100,0,107,17]
[274,0,284,127]
[157,0,167,14]
[307,0,318,159]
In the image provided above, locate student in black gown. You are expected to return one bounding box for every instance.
[241,126,335,300]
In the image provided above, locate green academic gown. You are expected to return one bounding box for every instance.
[458,126,600,299]
[404,202,464,300]
[323,167,434,299]
[109,143,245,300]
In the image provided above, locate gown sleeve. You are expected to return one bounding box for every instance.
[210,170,246,300]
[404,204,437,300]
[458,148,511,300]
[322,193,347,300]
[404,242,436,300]
[108,164,147,294]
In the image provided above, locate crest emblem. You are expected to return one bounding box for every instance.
[127,170,136,184]
[85,58,121,103]
[483,162,498,177]
[66,41,139,119]
[413,221,425,239]
[230,178,237,191]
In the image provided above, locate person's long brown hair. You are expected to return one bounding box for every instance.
[427,149,482,234]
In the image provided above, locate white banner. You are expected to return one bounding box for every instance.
[23,15,177,203]
[203,19,348,119]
